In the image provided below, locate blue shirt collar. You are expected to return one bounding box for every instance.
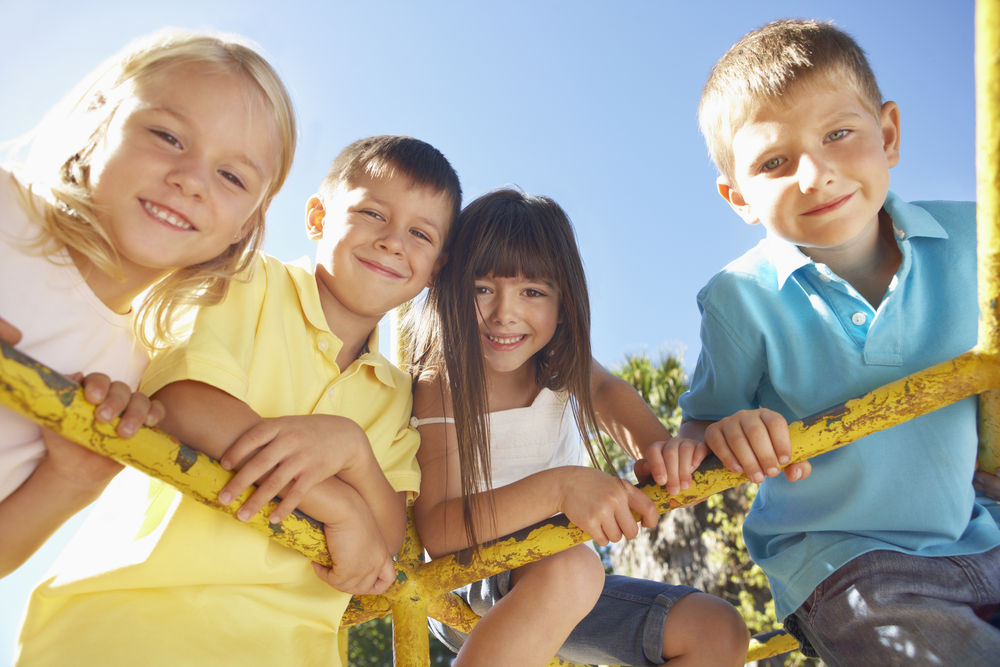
[766,191,949,289]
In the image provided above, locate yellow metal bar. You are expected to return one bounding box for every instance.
[746,629,801,664]
[978,0,1000,473]
[3,340,999,665]
[0,341,334,567]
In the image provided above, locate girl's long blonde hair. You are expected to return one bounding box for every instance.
[13,28,297,349]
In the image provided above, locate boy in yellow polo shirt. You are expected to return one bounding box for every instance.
[15,136,462,667]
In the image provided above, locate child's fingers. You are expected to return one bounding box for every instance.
[644,441,675,490]
[268,477,313,524]
[81,373,113,410]
[705,420,750,478]
[625,482,658,530]
[145,398,167,428]
[783,461,811,482]
[114,389,152,438]
[672,440,704,494]
[220,420,280,472]
[367,558,397,596]
[224,463,293,520]
[691,441,711,471]
[761,409,792,468]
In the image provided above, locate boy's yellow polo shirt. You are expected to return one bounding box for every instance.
[15,254,420,667]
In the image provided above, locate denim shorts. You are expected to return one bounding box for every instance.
[785,545,1000,667]
[429,570,699,666]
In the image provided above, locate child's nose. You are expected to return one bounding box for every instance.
[491,292,519,324]
[797,153,835,193]
[376,227,404,254]
[166,156,209,200]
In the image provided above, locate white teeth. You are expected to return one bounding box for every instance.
[143,201,192,230]
[487,334,525,345]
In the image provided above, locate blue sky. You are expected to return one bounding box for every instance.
[0,0,977,662]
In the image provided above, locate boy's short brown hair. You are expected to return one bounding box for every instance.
[699,19,883,186]
[319,135,462,233]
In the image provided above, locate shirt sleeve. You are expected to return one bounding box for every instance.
[140,261,266,401]
[679,277,769,422]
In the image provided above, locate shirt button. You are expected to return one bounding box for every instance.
[851,312,867,325]
[327,388,335,398]
[318,340,329,351]
[819,274,832,282]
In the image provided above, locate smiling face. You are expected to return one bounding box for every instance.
[719,76,900,265]
[85,62,279,287]
[474,273,561,379]
[310,172,453,328]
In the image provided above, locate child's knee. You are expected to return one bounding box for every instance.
[514,545,604,610]
[662,593,748,664]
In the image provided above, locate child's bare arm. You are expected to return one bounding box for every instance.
[591,360,670,461]
[151,380,407,558]
[0,373,164,577]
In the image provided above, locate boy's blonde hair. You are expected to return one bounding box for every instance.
[699,19,882,187]
[18,28,297,349]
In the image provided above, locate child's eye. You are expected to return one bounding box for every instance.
[828,129,849,141]
[524,288,547,298]
[152,130,181,149]
[761,157,784,172]
[475,285,492,295]
[363,210,385,222]
[220,171,246,190]
[409,229,431,242]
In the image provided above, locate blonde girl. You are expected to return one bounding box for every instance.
[410,188,749,667]
[0,28,295,578]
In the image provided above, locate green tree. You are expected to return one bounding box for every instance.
[604,350,817,667]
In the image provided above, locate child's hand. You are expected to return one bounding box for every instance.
[638,437,711,495]
[557,467,658,546]
[705,409,811,484]
[0,316,22,345]
[74,372,166,439]
[217,414,371,524]
[974,463,1000,502]
[312,499,397,595]
[39,373,164,487]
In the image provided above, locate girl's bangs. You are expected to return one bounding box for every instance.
[470,211,557,282]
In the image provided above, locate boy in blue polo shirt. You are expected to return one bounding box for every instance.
[644,19,1000,666]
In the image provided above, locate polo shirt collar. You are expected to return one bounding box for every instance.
[766,191,948,289]
[288,256,397,389]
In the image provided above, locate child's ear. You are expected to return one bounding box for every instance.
[717,177,759,226]
[305,196,325,241]
[880,100,901,168]
[426,252,447,287]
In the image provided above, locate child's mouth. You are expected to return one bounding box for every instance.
[143,200,193,230]
[485,334,527,348]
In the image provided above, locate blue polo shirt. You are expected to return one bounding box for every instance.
[679,192,1000,621]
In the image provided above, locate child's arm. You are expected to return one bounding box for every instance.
[591,360,670,461]
[0,372,164,577]
[412,374,658,559]
[151,380,403,594]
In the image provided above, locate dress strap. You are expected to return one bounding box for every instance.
[410,415,456,428]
